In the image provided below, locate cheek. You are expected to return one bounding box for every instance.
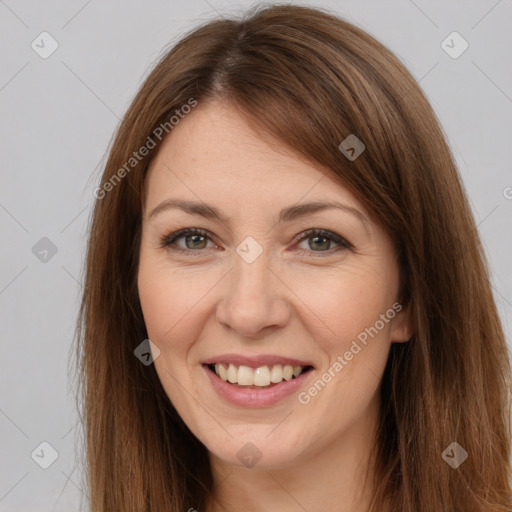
[290,263,397,351]
[137,252,217,345]
[290,268,395,430]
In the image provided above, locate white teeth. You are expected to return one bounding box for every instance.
[237,365,254,385]
[215,363,228,381]
[270,364,283,383]
[213,363,305,387]
[227,363,237,383]
[283,365,293,381]
[253,366,271,386]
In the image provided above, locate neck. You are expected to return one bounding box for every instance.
[205,392,383,512]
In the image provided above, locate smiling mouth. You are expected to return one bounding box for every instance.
[206,363,314,389]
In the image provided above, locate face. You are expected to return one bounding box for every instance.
[137,99,411,470]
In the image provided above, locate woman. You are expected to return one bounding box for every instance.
[76,4,512,511]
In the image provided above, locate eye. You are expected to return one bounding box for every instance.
[160,228,217,255]
[294,228,352,256]
[160,227,352,257]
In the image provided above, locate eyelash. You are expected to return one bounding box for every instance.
[159,228,352,257]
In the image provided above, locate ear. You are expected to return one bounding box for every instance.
[390,302,413,343]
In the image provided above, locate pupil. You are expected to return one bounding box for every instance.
[311,236,329,250]
[187,234,206,249]
[184,234,330,251]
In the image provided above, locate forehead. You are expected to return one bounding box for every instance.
[144,100,365,217]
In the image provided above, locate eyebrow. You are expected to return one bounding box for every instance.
[148,199,370,232]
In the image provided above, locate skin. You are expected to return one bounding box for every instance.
[137,99,412,512]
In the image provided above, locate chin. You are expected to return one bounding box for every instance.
[204,430,306,471]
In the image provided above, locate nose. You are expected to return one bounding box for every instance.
[215,250,291,338]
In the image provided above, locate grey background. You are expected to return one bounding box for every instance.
[1,0,511,510]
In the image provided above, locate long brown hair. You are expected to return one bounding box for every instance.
[75,4,512,511]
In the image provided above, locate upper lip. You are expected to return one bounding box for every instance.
[202,354,315,369]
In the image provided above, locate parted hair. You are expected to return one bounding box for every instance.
[75,4,512,511]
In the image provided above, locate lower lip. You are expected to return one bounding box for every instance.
[203,365,314,407]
